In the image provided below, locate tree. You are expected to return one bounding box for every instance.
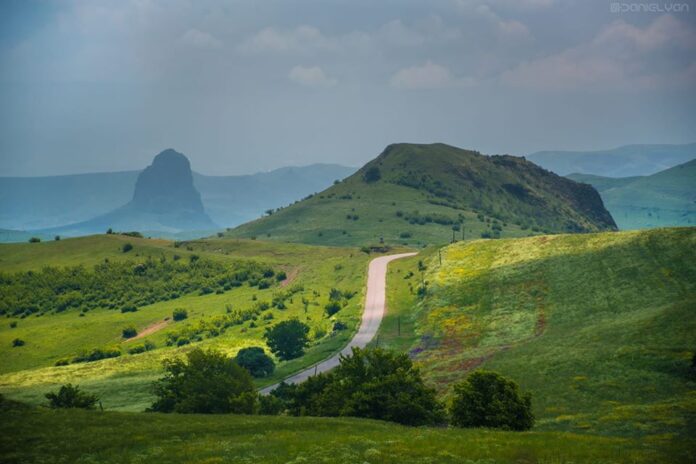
[172,309,188,321]
[28,237,41,243]
[325,301,341,317]
[264,319,310,361]
[449,370,533,431]
[45,384,98,409]
[363,166,381,183]
[235,347,275,378]
[150,349,257,414]
[122,326,137,338]
[283,347,444,426]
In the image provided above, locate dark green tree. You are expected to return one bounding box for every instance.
[264,319,310,361]
[449,370,534,431]
[45,384,98,409]
[235,347,275,378]
[363,166,381,183]
[284,347,444,426]
[150,349,257,414]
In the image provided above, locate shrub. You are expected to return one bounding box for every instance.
[149,348,257,414]
[449,370,533,431]
[12,338,25,347]
[9,321,17,329]
[264,319,310,361]
[54,235,61,241]
[332,321,347,331]
[172,309,188,321]
[72,347,121,364]
[128,341,155,355]
[235,347,275,378]
[28,237,41,243]
[325,301,341,317]
[259,394,284,415]
[257,279,271,289]
[399,232,412,239]
[45,384,98,409]
[54,358,70,366]
[282,348,444,426]
[120,305,138,313]
[363,166,381,183]
[122,326,138,339]
[276,271,287,281]
[122,243,133,253]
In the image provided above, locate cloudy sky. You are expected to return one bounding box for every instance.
[1,0,695,176]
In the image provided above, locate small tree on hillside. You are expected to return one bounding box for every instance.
[449,370,533,431]
[150,349,257,414]
[235,347,275,378]
[264,319,310,361]
[363,166,381,183]
[45,384,98,409]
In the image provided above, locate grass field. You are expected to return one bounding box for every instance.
[0,234,380,411]
[0,398,687,464]
[377,228,696,449]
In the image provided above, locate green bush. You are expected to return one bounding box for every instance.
[278,348,444,426]
[12,338,25,347]
[28,237,41,243]
[276,271,287,281]
[45,384,98,409]
[235,347,275,378]
[122,243,133,253]
[324,301,341,317]
[122,327,137,339]
[120,305,138,313]
[363,166,381,183]
[172,309,188,321]
[449,370,533,431]
[150,349,257,414]
[264,319,310,361]
[128,341,155,355]
[72,347,121,364]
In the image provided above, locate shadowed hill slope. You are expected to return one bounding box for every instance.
[227,143,616,246]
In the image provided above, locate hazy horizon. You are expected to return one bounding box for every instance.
[2,0,695,176]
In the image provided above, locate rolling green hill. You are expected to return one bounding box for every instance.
[569,159,696,229]
[227,143,616,246]
[0,234,377,411]
[380,228,696,445]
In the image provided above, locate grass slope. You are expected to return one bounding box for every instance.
[227,143,616,247]
[0,399,683,464]
[0,234,377,411]
[378,228,696,446]
[569,159,696,229]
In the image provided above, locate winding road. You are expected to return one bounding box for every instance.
[260,252,417,394]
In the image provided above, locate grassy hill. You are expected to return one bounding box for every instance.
[528,143,696,177]
[0,398,678,464]
[379,228,695,446]
[0,234,378,411]
[569,159,695,229]
[227,143,616,246]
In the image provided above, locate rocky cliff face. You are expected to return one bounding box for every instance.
[131,149,206,215]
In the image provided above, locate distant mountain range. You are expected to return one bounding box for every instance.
[568,158,695,229]
[227,143,616,246]
[0,155,355,239]
[528,143,696,177]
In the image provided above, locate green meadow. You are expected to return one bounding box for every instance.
[377,228,696,455]
[0,234,376,410]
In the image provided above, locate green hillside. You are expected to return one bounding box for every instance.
[379,228,695,444]
[227,143,616,246]
[569,159,696,229]
[0,234,376,411]
[0,398,677,464]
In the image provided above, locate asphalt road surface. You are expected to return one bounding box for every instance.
[260,252,417,394]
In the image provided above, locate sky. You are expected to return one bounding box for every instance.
[1,0,695,176]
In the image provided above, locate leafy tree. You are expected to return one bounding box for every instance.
[150,348,257,414]
[235,347,275,378]
[172,309,188,321]
[122,326,137,339]
[282,347,444,426]
[449,370,533,431]
[45,384,98,409]
[325,301,341,317]
[28,237,41,243]
[54,235,61,241]
[264,319,310,361]
[363,166,381,183]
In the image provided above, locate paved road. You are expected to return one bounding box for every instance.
[260,252,417,394]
